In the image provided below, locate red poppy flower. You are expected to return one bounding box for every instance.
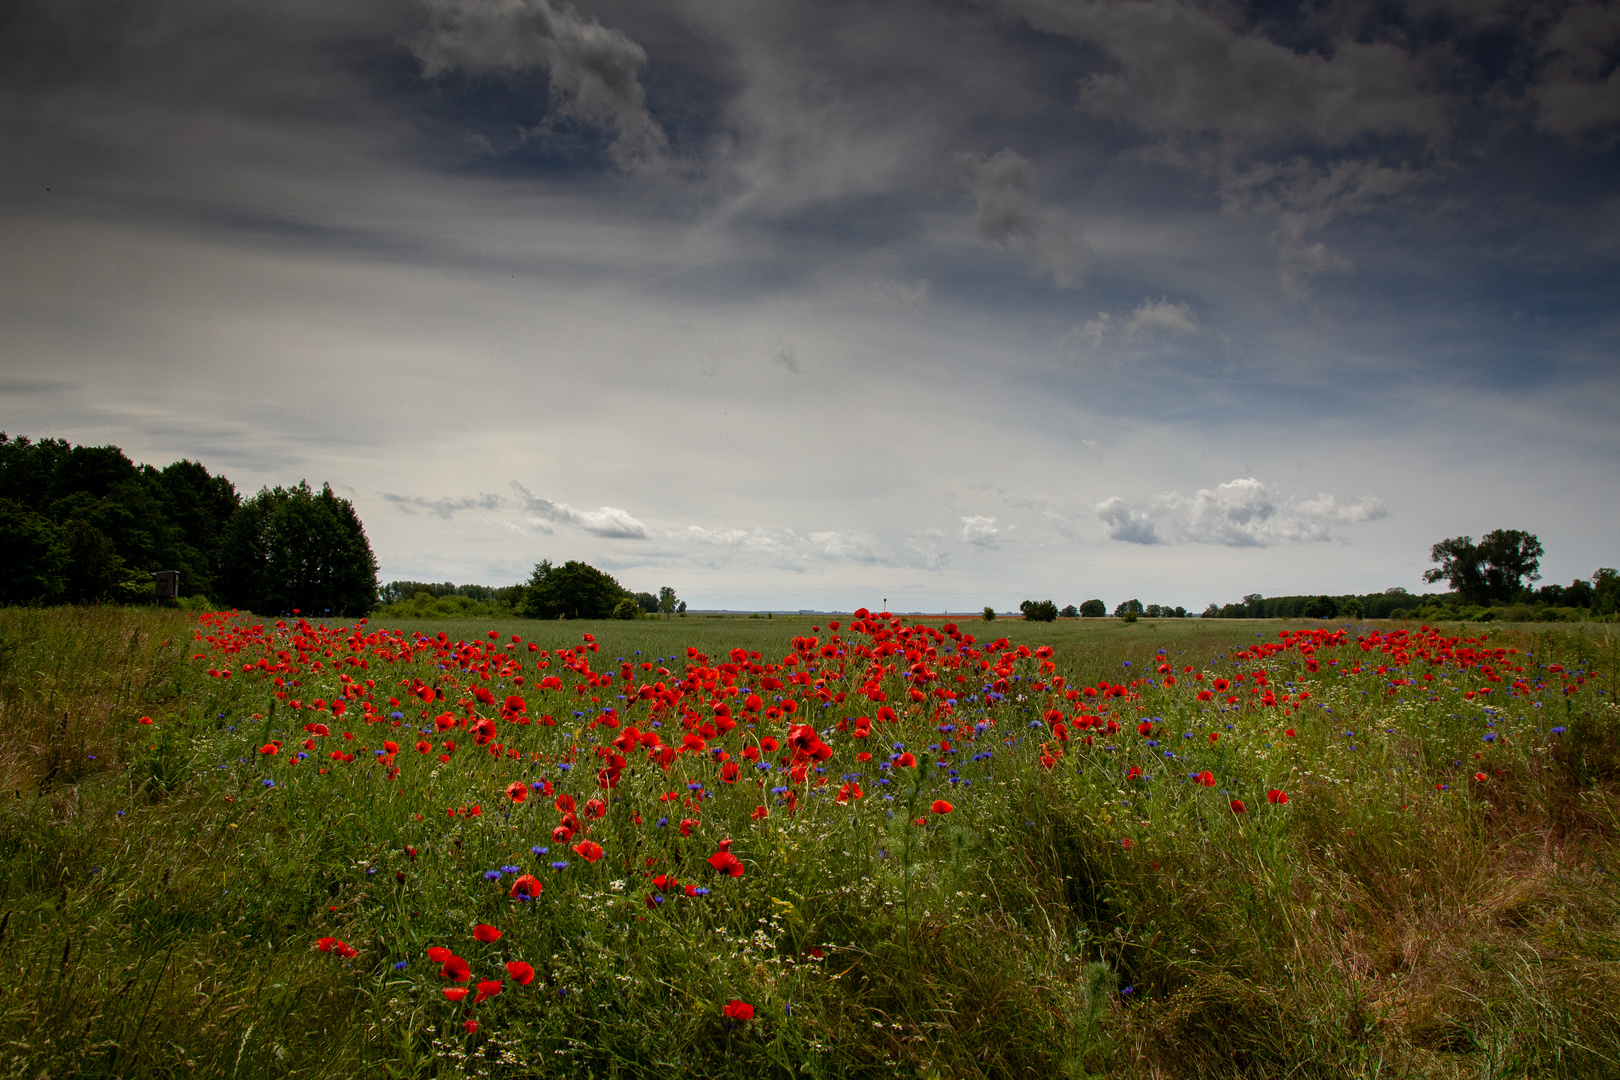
[506,781,528,803]
[750,805,769,820]
[895,752,916,768]
[1196,771,1216,787]
[138,716,153,725]
[1474,772,1487,782]
[505,960,535,986]
[584,798,607,819]
[416,739,432,754]
[443,987,468,1002]
[1136,721,1153,736]
[552,825,573,844]
[720,761,740,784]
[1284,728,1296,737]
[1230,799,1247,814]
[472,979,503,1003]
[722,999,754,1022]
[930,800,953,814]
[509,874,543,900]
[573,840,604,862]
[316,937,337,952]
[708,850,744,877]
[1266,789,1289,804]
[427,946,452,963]
[440,954,471,982]
[554,793,576,814]
[463,1019,478,1034]
[473,923,502,943]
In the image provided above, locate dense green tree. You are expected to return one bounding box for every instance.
[1079,599,1106,618]
[1019,599,1058,622]
[659,586,678,616]
[982,606,996,622]
[1059,604,1079,618]
[1425,530,1543,603]
[519,560,629,619]
[614,597,642,620]
[1113,599,1144,618]
[219,482,378,616]
[1595,569,1619,615]
[633,590,659,614]
[1301,595,1339,618]
[0,498,67,604]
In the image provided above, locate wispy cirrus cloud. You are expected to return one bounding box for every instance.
[1095,478,1387,547]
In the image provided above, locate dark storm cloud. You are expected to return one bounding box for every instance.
[2,0,1618,607]
[412,0,671,173]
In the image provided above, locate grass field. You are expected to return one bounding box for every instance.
[1,605,1617,1079]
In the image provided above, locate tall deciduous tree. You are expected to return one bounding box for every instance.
[518,560,629,619]
[219,482,378,616]
[1424,529,1543,602]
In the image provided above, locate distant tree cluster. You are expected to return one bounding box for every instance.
[376,580,529,619]
[0,434,378,615]
[1113,599,1188,619]
[1019,599,1058,622]
[515,560,680,620]
[1202,529,1616,622]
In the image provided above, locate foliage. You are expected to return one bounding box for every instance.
[1114,599,1144,618]
[1020,598,1059,622]
[982,605,996,622]
[658,586,678,616]
[1080,598,1106,617]
[379,581,526,608]
[517,560,630,620]
[1060,603,1079,618]
[0,434,240,603]
[613,597,642,620]
[1425,529,1544,603]
[218,481,378,617]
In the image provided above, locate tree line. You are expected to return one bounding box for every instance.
[1204,530,1617,621]
[0,434,377,615]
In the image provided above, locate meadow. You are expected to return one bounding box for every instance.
[0,606,1617,1079]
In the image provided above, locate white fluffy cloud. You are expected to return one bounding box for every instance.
[509,482,651,538]
[1094,477,1387,547]
[960,514,1001,547]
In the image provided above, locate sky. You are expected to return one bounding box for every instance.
[2,0,1617,613]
